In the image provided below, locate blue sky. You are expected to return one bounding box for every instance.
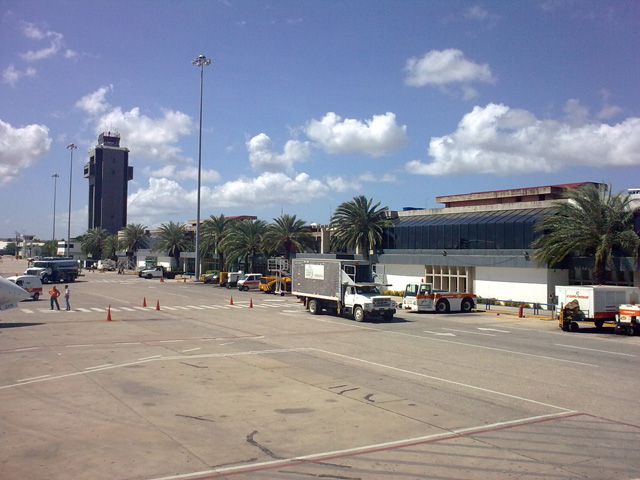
[1,0,639,240]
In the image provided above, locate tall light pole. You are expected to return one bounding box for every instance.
[52,173,59,242]
[192,54,211,281]
[66,143,77,257]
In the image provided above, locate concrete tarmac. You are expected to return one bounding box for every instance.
[1,257,638,479]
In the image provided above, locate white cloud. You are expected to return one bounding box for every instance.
[246,133,310,173]
[325,176,357,192]
[2,64,36,87]
[598,89,622,120]
[97,107,193,163]
[128,172,330,225]
[359,172,397,183]
[75,85,113,114]
[210,172,329,207]
[0,119,51,185]
[404,49,495,98]
[19,23,65,62]
[563,98,589,126]
[143,165,221,183]
[304,112,408,157]
[405,103,640,176]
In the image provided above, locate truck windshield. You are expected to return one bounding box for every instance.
[356,285,380,295]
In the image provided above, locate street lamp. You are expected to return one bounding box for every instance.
[192,54,211,281]
[52,173,59,242]
[66,143,77,257]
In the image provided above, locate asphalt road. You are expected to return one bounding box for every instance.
[1,257,639,480]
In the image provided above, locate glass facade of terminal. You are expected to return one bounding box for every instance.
[382,208,554,251]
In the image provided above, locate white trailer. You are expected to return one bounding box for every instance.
[292,258,396,322]
[555,285,640,331]
[402,282,476,313]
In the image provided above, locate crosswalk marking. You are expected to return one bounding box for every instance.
[19,300,293,315]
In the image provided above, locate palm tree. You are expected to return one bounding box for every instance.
[103,234,120,260]
[81,228,110,259]
[330,195,392,260]
[221,219,267,272]
[121,223,149,266]
[532,183,639,284]
[262,214,315,263]
[153,221,191,270]
[41,240,58,257]
[200,214,230,271]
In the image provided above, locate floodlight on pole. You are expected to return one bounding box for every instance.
[52,173,59,242]
[66,143,77,257]
[192,54,211,281]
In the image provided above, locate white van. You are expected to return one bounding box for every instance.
[6,275,43,300]
[237,273,262,291]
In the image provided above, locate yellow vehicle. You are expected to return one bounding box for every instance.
[218,272,229,287]
[259,275,291,294]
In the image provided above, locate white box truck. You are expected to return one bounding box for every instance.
[402,282,476,313]
[292,257,396,322]
[555,285,640,331]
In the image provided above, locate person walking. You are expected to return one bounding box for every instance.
[64,285,71,311]
[49,286,61,310]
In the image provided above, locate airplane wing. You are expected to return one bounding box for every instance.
[0,276,30,311]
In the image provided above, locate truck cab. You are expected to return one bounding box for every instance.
[343,283,395,322]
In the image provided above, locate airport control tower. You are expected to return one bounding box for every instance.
[83,132,133,235]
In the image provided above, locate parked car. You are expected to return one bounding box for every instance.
[138,266,177,279]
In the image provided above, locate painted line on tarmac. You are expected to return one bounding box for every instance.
[442,328,496,336]
[384,329,598,367]
[555,344,635,357]
[149,410,582,480]
[17,374,51,382]
[311,348,573,412]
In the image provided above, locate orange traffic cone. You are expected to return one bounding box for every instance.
[249,298,253,308]
[156,300,160,311]
[143,297,147,307]
[106,305,112,321]
[160,276,164,283]
[183,277,186,283]
[229,296,234,306]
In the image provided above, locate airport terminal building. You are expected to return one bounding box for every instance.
[371,183,640,306]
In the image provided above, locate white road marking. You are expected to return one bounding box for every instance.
[181,348,201,353]
[139,355,161,361]
[161,306,177,311]
[109,308,121,312]
[18,374,51,382]
[75,308,91,312]
[159,340,183,343]
[187,305,204,310]
[424,330,456,336]
[219,342,235,346]
[385,330,598,367]
[85,364,112,370]
[555,344,635,357]
[14,347,39,352]
[21,308,34,313]
[120,307,136,312]
[66,344,94,348]
[148,410,578,480]
[478,327,510,333]
[90,308,106,312]
[116,342,141,346]
[441,328,495,336]
[313,348,572,411]
[134,306,148,311]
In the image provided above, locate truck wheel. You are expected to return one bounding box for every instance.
[42,276,49,284]
[570,322,579,332]
[594,320,604,329]
[308,299,321,315]
[436,300,450,313]
[461,298,473,313]
[627,327,635,336]
[354,306,365,322]
[383,312,394,321]
[33,292,40,301]
[243,285,249,292]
